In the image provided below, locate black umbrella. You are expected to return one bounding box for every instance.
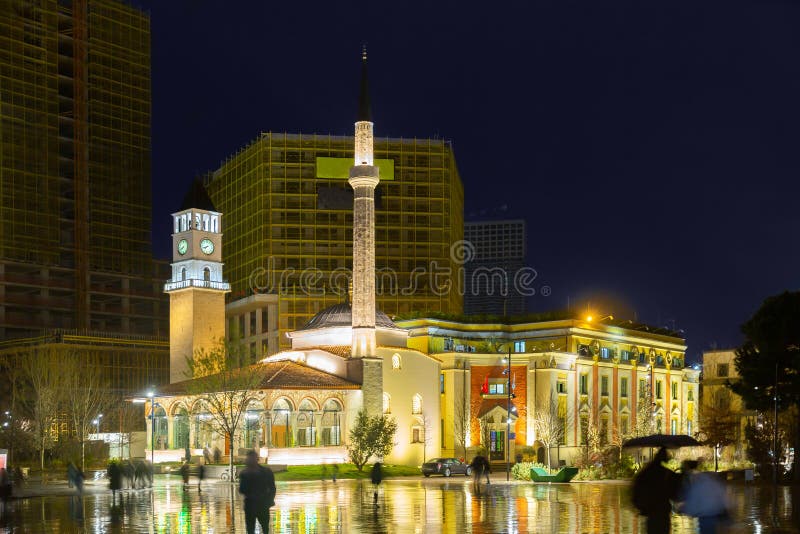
[622,434,701,448]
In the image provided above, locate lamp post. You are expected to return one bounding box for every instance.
[147,390,155,465]
[500,345,512,482]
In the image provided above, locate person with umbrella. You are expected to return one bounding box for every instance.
[631,447,681,534]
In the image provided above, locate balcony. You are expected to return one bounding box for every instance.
[163,279,231,292]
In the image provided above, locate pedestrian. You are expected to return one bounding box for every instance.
[179,461,190,491]
[481,456,491,485]
[631,447,681,534]
[197,461,205,493]
[238,450,276,534]
[185,445,191,463]
[67,462,77,488]
[469,456,485,494]
[332,464,338,483]
[678,459,730,534]
[0,467,11,506]
[108,461,122,504]
[370,462,383,507]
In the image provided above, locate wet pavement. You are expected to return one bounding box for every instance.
[0,474,797,533]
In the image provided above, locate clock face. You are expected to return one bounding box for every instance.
[177,239,188,255]
[200,238,215,255]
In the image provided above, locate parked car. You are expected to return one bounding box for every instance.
[421,458,471,477]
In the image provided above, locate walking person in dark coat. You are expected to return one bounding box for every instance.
[370,462,383,506]
[632,447,681,534]
[197,461,205,493]
[108,462,123,504]
[238,450,276,534]
[179,461,190,491]
[469,456,485,494]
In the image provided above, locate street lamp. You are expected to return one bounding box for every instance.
[147,390,155,465]
[499,345,515,482]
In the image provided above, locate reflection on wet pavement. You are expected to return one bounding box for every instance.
[0,477,797,533]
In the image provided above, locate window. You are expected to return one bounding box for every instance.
[382,393,391,414]
[579,374,588,395]
[671,382,678,400]
[639,379,647,397]
[412,394,422,415]
[392,354,401,370]
[687,420,692,436]
[671,419,678,435]
[687,388,694,401]
[600,347,610,359]
[557,379,567,394]
[440,373,445,393]
[514,341,526,353]
[580,414,589,445]
[412,426,423,443]
[621,415,629,436]
[488,380,506,395]
[601,376,609,396]
[717,363,729,377]
[600,417,609,446]
[656,417,663,433]
[203,267,210,281]
[620,377,628,398]
[656,381,663,400]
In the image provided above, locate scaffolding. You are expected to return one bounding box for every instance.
[0,0,164,340]
[207,133,465,348]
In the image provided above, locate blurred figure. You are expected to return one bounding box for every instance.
[0,468,11,508]
[631,447,680,534]
[179,461,190,491]
[469,456,485,494]
[370,462,383,506]
[67,462,84,494]
[238,450,276,534]
[108,462,122,504]
[197,461,205,493]
[678,460,730,534]
[332,464,338,483]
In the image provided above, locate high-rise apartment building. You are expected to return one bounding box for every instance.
[464,219,526,316]
[0,0,166,339]
[206,133,464,347]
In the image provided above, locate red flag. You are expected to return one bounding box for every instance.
[481,374,489,395]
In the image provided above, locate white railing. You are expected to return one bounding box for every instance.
[164,279,231,292]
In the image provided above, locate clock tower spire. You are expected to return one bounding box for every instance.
[165,178,230,383]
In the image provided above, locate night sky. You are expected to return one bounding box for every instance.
[135,0,800,363]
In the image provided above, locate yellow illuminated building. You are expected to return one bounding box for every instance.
[206,133,464,348]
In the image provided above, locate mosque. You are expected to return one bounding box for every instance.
[146,52,699,468]
[148,51,440,466]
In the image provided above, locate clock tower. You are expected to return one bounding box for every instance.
[165,179,230,383]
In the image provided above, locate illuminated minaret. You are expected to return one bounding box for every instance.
[349,46,380,359]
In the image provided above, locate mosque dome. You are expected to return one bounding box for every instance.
[298,302,397,331]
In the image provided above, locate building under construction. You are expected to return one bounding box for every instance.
[0,0,167,340]
[207,133,464,348]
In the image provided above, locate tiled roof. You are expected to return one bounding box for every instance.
[314,345,353,358]
[155,360,360,397]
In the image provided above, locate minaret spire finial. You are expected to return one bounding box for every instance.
[357,45,372,122]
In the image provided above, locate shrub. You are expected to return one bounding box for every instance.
[511,461,548,481]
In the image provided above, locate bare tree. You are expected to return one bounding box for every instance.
[63,355,114,471]
[20,347,67,472]
[453,398,470,460]
[697,389,739,471]
[632,384,655,438]
[533,390,565,472]
[419,412,434,463]
[185,340,264,479]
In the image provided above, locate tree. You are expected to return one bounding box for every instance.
[532,390,565,472]
[418,412,434,463]
[632,383,655,438]
[185,340,264,479]
[63,355,114,471]
[20,347,67,472]
[697,389,739,471]
[730,291,800,481]
[744,416,790,480]
[347,409,398,471]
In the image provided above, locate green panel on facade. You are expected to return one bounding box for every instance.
[316,157,394,180]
